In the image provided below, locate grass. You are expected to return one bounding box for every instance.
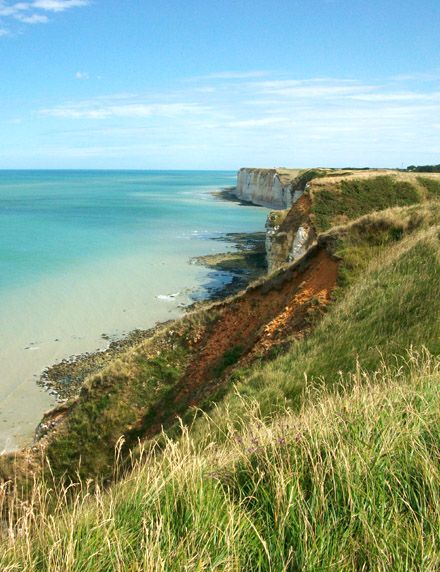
[0,352,439,570]
[311,175,422,232]
[418,176,440,199]
[291,168,326,191]
[45,333,192,480]
[212,345,244,377]
[324,202,440,288]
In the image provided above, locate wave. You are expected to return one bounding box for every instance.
[156,292,180,301]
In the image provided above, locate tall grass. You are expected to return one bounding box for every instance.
[311,176,421,232]
[0,351,439,570]
[418,176,440,199]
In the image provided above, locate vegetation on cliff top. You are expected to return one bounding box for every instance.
[311,175,421,232]
[407,163,440,172]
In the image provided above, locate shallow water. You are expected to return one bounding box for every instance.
[0,170,267,451]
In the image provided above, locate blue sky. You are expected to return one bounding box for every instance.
[0,0,439,169]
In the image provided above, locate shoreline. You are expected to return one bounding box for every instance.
[211,186,261,207]
[38,231,268,407]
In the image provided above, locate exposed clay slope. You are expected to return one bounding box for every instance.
[162,248,338,411]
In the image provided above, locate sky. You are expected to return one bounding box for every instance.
[0,0,439,169]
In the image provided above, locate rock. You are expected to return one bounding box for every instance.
[290,226,311,261]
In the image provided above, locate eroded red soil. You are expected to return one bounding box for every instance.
[172,247,339,409]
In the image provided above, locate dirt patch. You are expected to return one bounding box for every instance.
[250,249,338,356]
[185,248,338,392]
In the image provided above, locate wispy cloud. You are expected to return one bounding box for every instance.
[15,12,48,23]
[0,0,89,33]
[350,91,440,102]
[194,70,269,81]
[253,78,375,99]
[391,71,440,82]
[26,72,440,168]
[33,0,89,11]
[40,98,211,119]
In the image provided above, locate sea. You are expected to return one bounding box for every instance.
[0,170,268,452]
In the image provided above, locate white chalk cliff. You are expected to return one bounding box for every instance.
[234,168,303,209]
[234,168,316,270]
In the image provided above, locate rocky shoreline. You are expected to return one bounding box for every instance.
[38,230,268,404]
[191,231,266,298]
[210,186,261,207]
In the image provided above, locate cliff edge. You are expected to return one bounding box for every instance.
[236,168,440,271]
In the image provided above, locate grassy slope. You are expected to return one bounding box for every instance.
[1,355,439,570]
[200,203,440,427]
[42,315,209,479]
[311,175,421,232]
[308,171,440,233]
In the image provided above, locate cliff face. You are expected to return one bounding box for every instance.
[235,168,302,209]
[265,194,315,272]
[234,168,321,271]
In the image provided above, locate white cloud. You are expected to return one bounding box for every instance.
[32,0,88,12]
[391,71,440,82]
[0,2,26,17]
[15,12,48,23]
[253,78,375,99]
[0,0,88,33]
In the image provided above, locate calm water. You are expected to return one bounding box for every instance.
[0,170,267,451]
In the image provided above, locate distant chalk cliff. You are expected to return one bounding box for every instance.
[234,168,320,271]
[234,168,303,209]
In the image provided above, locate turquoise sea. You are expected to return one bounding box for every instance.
[0,171,268,451]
